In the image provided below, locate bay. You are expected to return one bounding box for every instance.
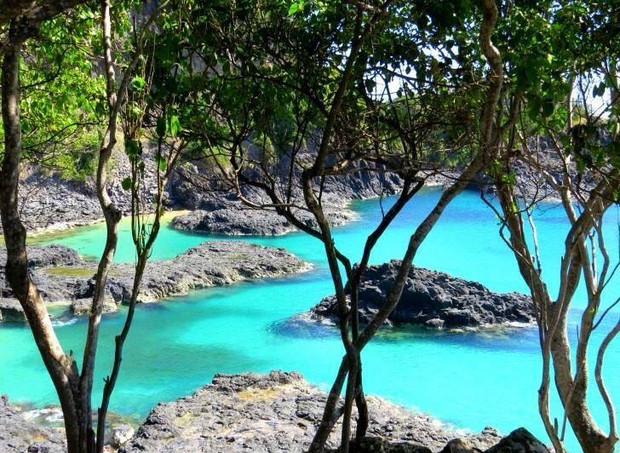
[1,187,618,451]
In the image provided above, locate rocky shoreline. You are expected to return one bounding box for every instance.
[170,204,358,236]
[121,371,505,453]
[0,242,310,322]
[296,261,535,330]
[0,372,550,453]
[0,395,66,453]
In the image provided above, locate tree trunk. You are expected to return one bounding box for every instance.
[549,314,613,453]
[0,29,89,453]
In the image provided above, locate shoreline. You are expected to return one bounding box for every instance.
[0,241,312,321]
[1,371,551,453]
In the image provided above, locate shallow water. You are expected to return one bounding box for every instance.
[1,188,618,451]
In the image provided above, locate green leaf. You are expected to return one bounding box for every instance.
[125,138,140,157]
[541,97,555,118]
[288,0,304,16]
[156,154,168,172]
[131,76,146,91]
[167,115,181,137]
[121,177,132,191]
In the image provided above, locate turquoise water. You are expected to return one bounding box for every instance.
[1,188,618,451]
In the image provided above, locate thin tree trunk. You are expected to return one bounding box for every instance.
[0,28,85,453]
[354,368,369,440]
[549,315,612,452]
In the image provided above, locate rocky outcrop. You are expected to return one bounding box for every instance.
[171,204,357,236]
[0,242,309,321]
[0,372,550,453]
[0,299,26,322]
[484,428,550,453]
[0,244,83,270]
[169,157,405,212]
[111,241,311,301]
[120,371,504,453]
[298,261,535,329]
[0,395,65,453]
[171,207,297,236]
[0,147,169,235]
[167,156,401,236]
[0,245,85,321]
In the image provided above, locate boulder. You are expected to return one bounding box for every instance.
[111,424,136,448]
[0,298,25,322]
[440,438,483,453]
[300,261,535,329]
[171,208,297,236]
[339,437,432,452]
[484,428,549,453]
[70,297,118,316]
[170,204,356,236]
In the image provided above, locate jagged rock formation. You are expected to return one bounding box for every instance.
[0,395,65,453]
[170,204,357,236]
[298,261,535,329]
[0,373,550,453]
[0,242,309,321]
[120,371,504,453]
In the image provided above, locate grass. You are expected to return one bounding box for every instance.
[45,266,96,277]
[237,387,279,401]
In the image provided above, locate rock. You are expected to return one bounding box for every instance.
[299,261,535,329]
[338,437,433,452]
[484,428,549,453]
[171,207,298,236]
[0,298,25,322]
[440,438,483,453]
[0,395,65,453]
[170,203,356,236]
[70,297,118,316]
[0,245,86,311]
[114,241,310,301]
[121,371,501,453]
[111,424,136,448]
[22,245,84,268]
[1,241,309,322]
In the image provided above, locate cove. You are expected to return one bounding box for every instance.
[0,188,618,452]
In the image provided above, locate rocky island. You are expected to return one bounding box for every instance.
[170,204,357,236]
[296,261,535,329]
[0,242,309,322]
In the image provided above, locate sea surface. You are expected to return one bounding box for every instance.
[0,187,618,451]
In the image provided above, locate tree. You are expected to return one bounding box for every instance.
[0,1,177,451]
[482,1,620,452]
[148,1,505,451]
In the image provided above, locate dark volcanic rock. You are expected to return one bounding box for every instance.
[1,242,309,321]
[121,371,502,453]
[171,204,356,236]
[0,395,65,453]
[0,245,85,320]
[0,245,83,270]
[301,261,535,329]
[113,241,310,301]
[0,298,25,322]
[0,149,169,235]
[485,428,549,453]
[335,437,433,452]
[171,207,297,236]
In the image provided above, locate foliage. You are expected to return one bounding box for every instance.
[0,6,107,180]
